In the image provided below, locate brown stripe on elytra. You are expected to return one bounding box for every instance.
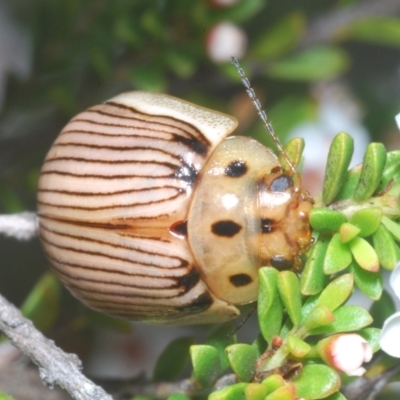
[39,222,188,263]
[37,189,183,211]
[39,170,179,180]
[38,184,182,197]
[40,233,187,270]
[104,101,211,156]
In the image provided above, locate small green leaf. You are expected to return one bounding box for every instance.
[381,215,400,241]
[310,208,347,233]
[277,271,302,326]
[0,392,17,400]
[323,233,352,274]
[244,383,269,400]
[208,383,247,400]
[350,261,382,300]
[301,236,329,295]
[258,268,283,342]
[335,165,362,201]
[252,333,267,358]
[21,272,61,332]
[206,323,237,372]
[348,237,380,272]
[377,150,400,192]
[303,305,336,331]
[309,305,373,335]
[226,344,257,382]
[341,17,400,47]
[316,274,354,312]
[372,224,400,270]
[280,137,305,172]
[293,364,340,399]
[287,334,311,358]
[261,374,286,392]
[267,46,349,81]
[339,222,360,243]
[322,132,354,205]
[153,337,194,382]
[353,143,387,202]
[324,392,347,400]
[190,345,221,388]
[348,207,382,237]
[264,385,297,400]
[359,327,381,353]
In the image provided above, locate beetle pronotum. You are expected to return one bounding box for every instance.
[37,75,313,325]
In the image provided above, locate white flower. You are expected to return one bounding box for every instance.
[318,334,373,376]
[379,262,400,357]
[206,22,247,63]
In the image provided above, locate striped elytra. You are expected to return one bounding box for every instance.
[37,92,313,325]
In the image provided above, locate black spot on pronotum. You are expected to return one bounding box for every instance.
[169,220,188,238]
[270,175,293,192]
[225,160,247,177]
[261,218,274,233]
[211,220,242,237]
[229,273,253,287]
[270,256,294,271]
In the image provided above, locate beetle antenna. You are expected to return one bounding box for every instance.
[231,57,297,176]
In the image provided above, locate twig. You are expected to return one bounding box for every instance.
[0,292,113,400]
[0,212,38,240]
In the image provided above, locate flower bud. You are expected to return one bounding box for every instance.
[206,22,247,63]
[317,334,372,376]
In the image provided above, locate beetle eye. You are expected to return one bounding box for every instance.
[270,175,293,192]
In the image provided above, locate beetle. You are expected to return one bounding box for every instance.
[37,91,313,325]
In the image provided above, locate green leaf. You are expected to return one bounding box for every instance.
[244,383,269,400]
[153,337,194,381]
[376,150,400,192]
[350,261,382,300]
[316,274,354,312]
[252,333,267,358]
[335,165,362,201]
[348,207,382,237]
[131,64,167,92]
[252,12,306,59]
[190,345,221,388]
[348,237,380,272]
[226,344,257,382]
[310,208,347,233]
[324,392,348,400]
[205,0,263,24]
[21,272,61,333]
[301,236,329,295]
[359,327,381,353]
[322,132,354,205]
[0,392,17,400]
[258,268,283,342]
[303,305,336,332]
[206,323,237,372]
[165,49,196,78]
[293,364,340,399]
[208,383,247,400]
[264,385,297,400]
[280,137,305,172]
[309,305,373,335]
[287,334,311,358]
[372,224,400,270]
[267,46,349,81]
[353,143,387,202]
[261,374,286,392]
[339,223,360,243]
[341,17,400,47]
[277,271,302,326]
[323,233,352,274]
[381,215,400,241]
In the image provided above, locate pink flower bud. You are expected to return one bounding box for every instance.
[317,334,373,376]
[206,22,247,63]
